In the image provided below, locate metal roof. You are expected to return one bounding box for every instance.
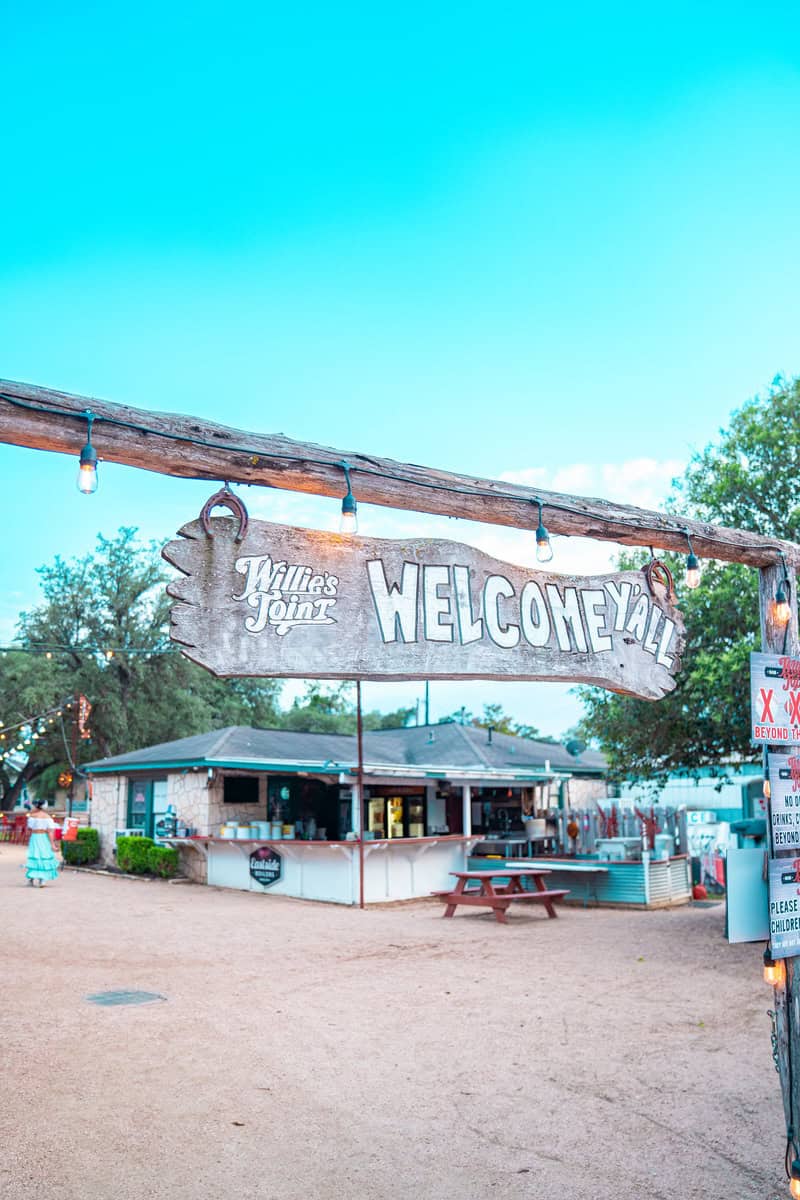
[85,723,606,777]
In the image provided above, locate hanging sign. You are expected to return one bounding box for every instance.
[163,518,685,700]
[768,752,800,852]
[750,652,800,744]
[249,846,282,888]
[768,856,800,957]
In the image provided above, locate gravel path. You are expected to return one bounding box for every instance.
[0,842,785,1199]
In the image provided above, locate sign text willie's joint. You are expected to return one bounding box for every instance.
[164,518,686,700]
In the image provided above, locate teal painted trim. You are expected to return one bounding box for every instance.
[86,759,343,775]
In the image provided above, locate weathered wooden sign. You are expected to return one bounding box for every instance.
[163,518,685,700]
[750,652,800,744]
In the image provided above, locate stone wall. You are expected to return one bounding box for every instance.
[90,775,128,866]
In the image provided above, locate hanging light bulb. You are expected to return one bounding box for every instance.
[105,648,114,660]
[685,533,701,589]
[533,499,553,564]
[76,410,99,494]
[339,461,358,534]
[763,947,786,987]
[790,1158,800,1198]
[45,651,53,660]
[775,579,791,626]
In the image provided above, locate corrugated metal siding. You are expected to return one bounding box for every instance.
[466,856,692,906]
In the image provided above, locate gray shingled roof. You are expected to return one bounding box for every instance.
[86,723,605,776]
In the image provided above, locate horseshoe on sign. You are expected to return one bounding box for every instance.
[199,484,249,543]
[643,550,676,603]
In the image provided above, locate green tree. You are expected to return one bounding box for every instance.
[0,529,283,809]
[281,682,414,733]
[577,377,798,789]
[439,702,550,741]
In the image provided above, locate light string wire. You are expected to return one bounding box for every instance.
[0,695,76,749]
[1,392,795,560]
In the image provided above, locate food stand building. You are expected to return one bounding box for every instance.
[86,724,608,904]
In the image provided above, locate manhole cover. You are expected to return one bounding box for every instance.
[85,990,166,1007]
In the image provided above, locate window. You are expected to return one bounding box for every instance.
[223,775,260,804]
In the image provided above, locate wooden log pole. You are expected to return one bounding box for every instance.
[0,377,797,567]
[760,560,800,1137]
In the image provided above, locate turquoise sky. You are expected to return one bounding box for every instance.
[1,3,799,734]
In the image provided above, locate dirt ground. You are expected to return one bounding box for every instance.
[0,842,787,1200]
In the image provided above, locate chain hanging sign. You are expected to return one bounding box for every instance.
[163,515,685,700]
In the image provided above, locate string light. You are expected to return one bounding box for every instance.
[76,410,99,494]
[764,947,786,987]
[532,499,554,564]
[790,1158,800,1198]
[3,390,800,570]
[339,461,358,534]
[685,532,701,589]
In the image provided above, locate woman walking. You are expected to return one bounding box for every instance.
[26,801,59,887]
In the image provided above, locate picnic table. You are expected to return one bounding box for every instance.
[434,869,569,925]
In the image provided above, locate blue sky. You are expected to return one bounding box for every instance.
[1,3,799,734]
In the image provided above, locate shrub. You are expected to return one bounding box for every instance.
[116,835,154,874]
[61,826,101,866]
[147,845,179,878]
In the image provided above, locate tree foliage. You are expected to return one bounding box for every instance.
[578,377,799,789]
[0,530,413,807]
[439,702,553,742]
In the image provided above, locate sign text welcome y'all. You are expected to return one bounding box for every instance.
[164,518,685,700]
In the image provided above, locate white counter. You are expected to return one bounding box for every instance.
[181,835,479,904]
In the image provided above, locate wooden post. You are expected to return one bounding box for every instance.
[759,559,799,1135]
[356,680,365,910]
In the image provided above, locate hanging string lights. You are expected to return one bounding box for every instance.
[775,552,792,627]
[339,461,358,534]
[532,499,554,564]
[0,697,76,764]
[684,532,701,589]
[764,947,787,988]
[76,410,99,494]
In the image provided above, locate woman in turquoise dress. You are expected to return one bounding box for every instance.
[26,802,60,886]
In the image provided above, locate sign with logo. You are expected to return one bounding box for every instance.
[750,652,800,744]
[769,856,800,956]
[768,752,800,852]
[164,518,685,701]
[249,846,282,888]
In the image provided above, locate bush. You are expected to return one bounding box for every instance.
[116,835,154,873]
[61,826,101,866]
[147,845,178,878]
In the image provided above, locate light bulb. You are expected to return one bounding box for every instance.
[685,552,700,589]
[775,581,791,626]
[76,410,98,494]
[764,948,786,987]
[535,525,554,564]
[790,1159,800,1197]
[340,492,358,534]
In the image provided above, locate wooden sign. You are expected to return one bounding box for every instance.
[768,752,800,852]
[163,518,685,700]
[750,652,800,744]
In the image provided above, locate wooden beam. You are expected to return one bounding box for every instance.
[0,377,796,568]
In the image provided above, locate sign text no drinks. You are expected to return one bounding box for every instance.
[164,519,685,700]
